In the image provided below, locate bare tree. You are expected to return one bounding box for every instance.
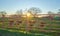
[0,11,7,26]
[0,11,7,18]
[48,11,54,15]
[16,9,23,18]
[48,11,55,16]
[28,7,41,17]
[16,9,23,15]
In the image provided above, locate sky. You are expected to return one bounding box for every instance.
[0,0,60,14]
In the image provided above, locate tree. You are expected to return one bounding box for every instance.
[0,11,7,25]
[48,11,54,20]
[57,9,60,17]
[16,9,23,16]
[0,11,7,18]
[15,9,23,19]
[28,7,41,17]
[48,11,54,15]
[57,9,60,14]
[15,9,23,22]
[57,12,60,14]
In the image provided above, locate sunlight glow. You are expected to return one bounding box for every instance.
[26,12,32,17]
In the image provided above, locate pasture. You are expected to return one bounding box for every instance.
[0,16,60,36]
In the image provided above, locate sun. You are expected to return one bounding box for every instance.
[26,12,33,18]
[23,12,33,18]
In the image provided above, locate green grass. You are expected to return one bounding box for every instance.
[0,29,28,36]
[0,28,48,36]
[0,28,60,36]
[0,17,60,36]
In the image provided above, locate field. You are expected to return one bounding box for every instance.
[0,16,60,36]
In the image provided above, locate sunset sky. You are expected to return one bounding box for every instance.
[0,0,60,14]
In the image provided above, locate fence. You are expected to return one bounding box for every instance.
[0,14,60,33]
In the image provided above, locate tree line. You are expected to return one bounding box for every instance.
[0,7,60,17]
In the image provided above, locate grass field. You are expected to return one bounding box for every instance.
[0,17,60,36]
[0,28,60,36]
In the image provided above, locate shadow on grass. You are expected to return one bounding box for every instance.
[0,29,46,36]
[0,29,31,36]
[0,29,60,36]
